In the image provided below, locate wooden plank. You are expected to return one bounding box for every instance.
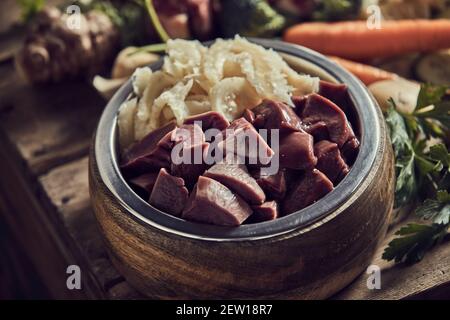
[0,62,105,176]
[0,211,51,299]
[0,129,103,298]
[39,157,127,293]
[0,53,107,298]
[0,26,24,63]
[108,281,144,300]
[0,58,110,298]
[334,220,450,300]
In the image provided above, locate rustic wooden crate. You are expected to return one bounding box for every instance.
[0,40,449,300]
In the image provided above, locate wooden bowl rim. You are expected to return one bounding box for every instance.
[93,38,382,241]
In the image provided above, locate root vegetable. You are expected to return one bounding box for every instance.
[284,19,450,60]
[15,7,119,84]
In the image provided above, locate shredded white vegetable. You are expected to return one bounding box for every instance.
[118,36,319,149]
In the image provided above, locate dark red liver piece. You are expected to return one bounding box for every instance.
[129,172,159,194]
[120,122,177,178]
[253,169,287,200]
[292,95,306,115]
[171,123,205,146]
[303,121,329,142]
[283,169,334,215]
[242,109,256,124]
[170,141,209,190]
[314,140,349,185]
[204,163,265,205]
[248,201,279,223]
[156,130,176,150]
[183,111,230,131]
[122,121,176,164]
[302,93,352,147]
[318,80,352,114]
[218,117,274,165]
[120,148,172,178]
[341,137,360,165]
[182,176,253,226]
[149,168,189,217]
[251,99,302,133]
[170,124,209,189]
[278,131,317,170]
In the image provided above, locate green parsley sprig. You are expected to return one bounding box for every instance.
[383,84,450,264]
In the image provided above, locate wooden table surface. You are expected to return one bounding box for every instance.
[0,25,449,300]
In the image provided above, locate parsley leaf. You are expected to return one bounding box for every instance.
[382,223,448,264]
[416,84,447,111]
[413,84,450,139]
[383,190,450,264]
[385,103,418,207]
[416,190,450,225]
[429,144,450,169]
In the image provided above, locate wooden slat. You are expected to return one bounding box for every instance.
[39,157,128,294]
[0,129,102,298]
[0,62,105,176]
[0,211,51,299]
[0,26,24,63]
[0,58,108,298]
[334,221,450,300]
[108,281,144,300]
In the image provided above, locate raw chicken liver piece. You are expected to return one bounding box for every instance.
[252,99,303,133]
[278,131,317,170]
[302,93,352,147]
[204,163,265,205]
[182,176,253,226]
[120,121,176,177]
[252,169,287,200]
[248,201,279,223]
[314,140,349,185]
[183,111,230,131]
[149,168,189,217]
[170,124,209,188]
[283,169,334,215]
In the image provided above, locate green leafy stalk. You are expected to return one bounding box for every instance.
[144,0,169,42]
[127,43,167,56]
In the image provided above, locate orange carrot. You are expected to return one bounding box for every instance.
[284,20,450,61]
[328,56,397,85]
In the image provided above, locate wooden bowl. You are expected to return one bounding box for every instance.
[89,39,395,299]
